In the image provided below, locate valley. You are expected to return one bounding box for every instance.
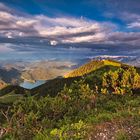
[0,60,76,88]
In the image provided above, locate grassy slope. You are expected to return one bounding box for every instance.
[0,92,23,104]
[0,85,28,104]
[64,60,122,78]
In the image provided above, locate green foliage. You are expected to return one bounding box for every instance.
[101,67,140,95]
[0,93,23,104]
[34,120,87,140]
[1,85,139,140]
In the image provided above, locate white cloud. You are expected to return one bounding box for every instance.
[127,22,140,29]
[37,24,103,37]
[16,20,37,27]
[119,12,140,29]
[35,15,92,27]
[0,11,14,19]
[6,32,13,38]
[62,33,106,43]
[50,40,58,46]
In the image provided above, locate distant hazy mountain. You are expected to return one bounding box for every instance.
[0,67,21,84]
[21,60,75,82]
[0,60,75,84]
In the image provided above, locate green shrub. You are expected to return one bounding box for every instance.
[34,120,88,140]
[101,67,140,95]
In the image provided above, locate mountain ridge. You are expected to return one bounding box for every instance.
[64,59,124,78]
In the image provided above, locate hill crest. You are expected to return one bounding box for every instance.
[64,59,122,78]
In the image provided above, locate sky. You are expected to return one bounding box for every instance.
[0,0,140,63]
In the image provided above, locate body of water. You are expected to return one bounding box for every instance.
[20,80,46,89]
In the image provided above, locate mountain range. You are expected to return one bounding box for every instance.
[0,59,140,104]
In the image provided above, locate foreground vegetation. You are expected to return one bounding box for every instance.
[1,90,140,140]
[0,60,140,140]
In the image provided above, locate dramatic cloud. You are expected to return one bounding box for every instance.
[0,2,140,50]
[0,4,110,45]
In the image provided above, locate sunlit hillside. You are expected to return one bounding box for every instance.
[65,60,123,78]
